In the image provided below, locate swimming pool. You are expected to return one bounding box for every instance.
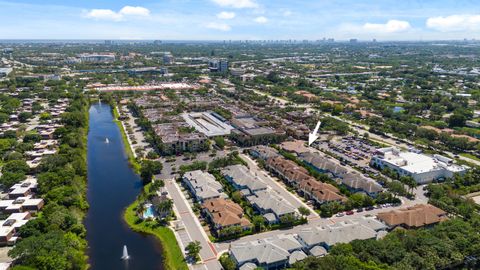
[143,204,156,219]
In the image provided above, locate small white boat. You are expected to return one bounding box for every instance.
[121,245,130,260]
[105,138,110,144]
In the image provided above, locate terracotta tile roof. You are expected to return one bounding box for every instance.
[377,204,447,228]
[202,198,251,228]
[267,156,346,203]
[298,178,346,202]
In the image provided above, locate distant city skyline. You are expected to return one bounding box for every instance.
[1,0,480,40]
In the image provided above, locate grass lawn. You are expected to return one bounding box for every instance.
[459,153,480,162]
[113,105,141,173]
[124,200,188,270]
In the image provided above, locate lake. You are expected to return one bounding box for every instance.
[84,102,164,270]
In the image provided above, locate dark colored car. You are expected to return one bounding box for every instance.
[346,210,354,215]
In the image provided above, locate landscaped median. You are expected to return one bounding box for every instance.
[124,199,188,270]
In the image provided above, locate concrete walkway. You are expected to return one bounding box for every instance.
[164,179,222,270]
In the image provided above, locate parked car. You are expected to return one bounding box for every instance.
[345,210,354,215]
[365,206,375,211]
[335,212,345,217]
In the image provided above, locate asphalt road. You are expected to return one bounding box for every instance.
[164,179,222,270]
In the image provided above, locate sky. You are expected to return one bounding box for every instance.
[1,0,480,40]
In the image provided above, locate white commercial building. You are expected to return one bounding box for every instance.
[0,68,13,78]
[78,53,115,63]
[370,147,468,184]
[182,111,234,137]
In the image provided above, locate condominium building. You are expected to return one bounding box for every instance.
[201,198,251,235]
[182,170,227,203]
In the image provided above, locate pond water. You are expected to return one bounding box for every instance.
[84,103,164,270]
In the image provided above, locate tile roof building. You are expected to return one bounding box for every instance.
[246,190,298,223]
[339,172,383,197]
[265,156,346,205]
[230,234,305,270]
[376,204,448,229]
[300,152,348,177]
[182,170,227,203]
[249,145,279,161]
[297,217,387,250]
[221,165,268,196]
[202,198,251,234]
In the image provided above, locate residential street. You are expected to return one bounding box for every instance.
[164,179,222,270]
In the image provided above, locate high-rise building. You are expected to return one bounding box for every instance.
[209,59,228,73]
[163,52,174,64]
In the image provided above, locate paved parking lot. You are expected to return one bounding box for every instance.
[119,105,154,157]
[316,135,378,168]
[158,150,229,179]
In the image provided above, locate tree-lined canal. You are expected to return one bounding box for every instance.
[84,103,164,270]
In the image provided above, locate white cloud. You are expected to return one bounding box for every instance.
[84,6,150,21]
[206,22,231,31]
[363,20,411,33]
[217,11,236,20]
[254,16,268,24]
[84,9,123,21]
[119,6,151,17]
[211,0,258,9]
[427,14,480,32]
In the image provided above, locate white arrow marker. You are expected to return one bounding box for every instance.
[308,121,321,146]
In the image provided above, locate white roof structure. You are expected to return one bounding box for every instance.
[376,147,466,174]
[183,170,227,201]
[182,112,234,137]
[297,218,384,248]
[247,189,297,218]
[231,234,304,267]
[221,164,268,193]
[372,147,469,183]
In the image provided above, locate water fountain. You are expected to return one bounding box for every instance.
[121,245,130,260]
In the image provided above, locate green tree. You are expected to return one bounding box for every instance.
[140,160,163,184]
[0,172,26,188]
[214,137,226,149]
[186,241,202,263]
[252,215,265,232]
[2,160,30,174]
[298,206,311,217]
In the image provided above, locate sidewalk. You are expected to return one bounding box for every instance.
[164,179,222,270]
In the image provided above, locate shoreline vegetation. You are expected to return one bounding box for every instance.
[112,104,141,173]
[123,187,188,270]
